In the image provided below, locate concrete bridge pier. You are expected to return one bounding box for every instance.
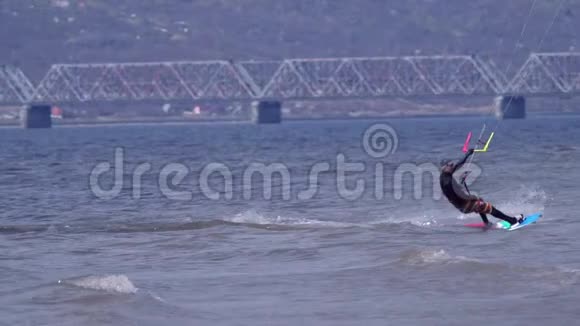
[20,104,52,128]
[494,96,526,119]
[251,101,282,124]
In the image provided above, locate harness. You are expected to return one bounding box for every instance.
[460,171,471,194]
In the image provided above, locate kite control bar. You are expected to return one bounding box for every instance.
[459,128,494,194]
[462,131,495,153]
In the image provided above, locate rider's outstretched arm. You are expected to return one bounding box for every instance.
[452,148,475,173]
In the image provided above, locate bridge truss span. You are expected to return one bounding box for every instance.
[1,52,580,105]
[29,55,507,103]
[509,53,580,96]
[0,65,36,105]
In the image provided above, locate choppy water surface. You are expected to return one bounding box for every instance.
[1,115,579,325]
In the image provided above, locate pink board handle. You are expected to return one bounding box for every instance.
[462,132,472,152]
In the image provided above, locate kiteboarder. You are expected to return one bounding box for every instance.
[439,148,525,227]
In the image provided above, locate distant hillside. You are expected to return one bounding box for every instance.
[0,0,577,82]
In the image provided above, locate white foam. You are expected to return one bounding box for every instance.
[227,210,445,230]
[226,210,356,228]
[400,248,476,265]
[369,213,440,227]
[417,249,454,263]
[147,290,167,303]
[61,274,138,294]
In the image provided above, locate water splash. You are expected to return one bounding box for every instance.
[369,213,440,228]
[455,185,547,221]
[398,248,477,265]
[60,274,138,294]
[497,185,547,216]
[225,210,356,228]
[224,210,447,231]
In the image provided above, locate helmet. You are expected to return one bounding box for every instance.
[439,159,453,167]
[439,159,455,171]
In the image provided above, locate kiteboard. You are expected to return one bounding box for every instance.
[464,212,542,231]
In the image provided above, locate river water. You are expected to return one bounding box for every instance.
[1,114,579,325]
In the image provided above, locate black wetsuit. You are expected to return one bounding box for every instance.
[439,150,518,225]
[440,151,475,210]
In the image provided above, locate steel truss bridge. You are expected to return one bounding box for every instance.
[1,52,580,105]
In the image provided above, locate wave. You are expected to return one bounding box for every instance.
[224,210,360,229]
[396,248,580,288]
[0,211,367,235]
[222,209,448,230]
[59,274,138,294]
[0,220,227,234]
[0,209,463,236]
[368,214,441,228]
[397,248,479,266]
[215,210,447,231]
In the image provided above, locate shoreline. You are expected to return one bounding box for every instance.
[0,111,577,128]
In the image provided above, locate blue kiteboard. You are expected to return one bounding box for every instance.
[504,212,543,231]
[464,212,543,231]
